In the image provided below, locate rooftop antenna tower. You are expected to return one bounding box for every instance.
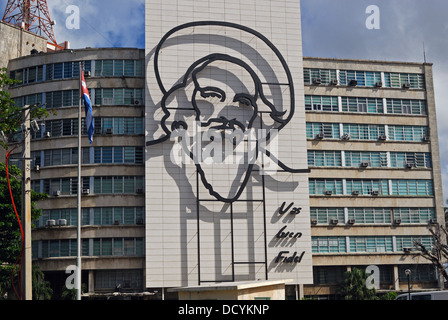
[2,0,66,50]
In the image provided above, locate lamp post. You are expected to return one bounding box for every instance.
[405,269,411,300]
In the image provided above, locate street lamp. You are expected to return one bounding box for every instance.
[405,269,411,300]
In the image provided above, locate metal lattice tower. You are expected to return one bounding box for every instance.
[2,0,59,48]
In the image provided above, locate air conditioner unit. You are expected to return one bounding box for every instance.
[33,164,40,171]
[105,128,113,134]
[311,219,318,225]
[133,100,141,105]
[375,81,383,87]
[44,131,51,138]
[46,219,56,227]
[58,219,67,226]
[349,79,358,86]
[53,190,61,196]
[402,83,411,89]
[378,135,387,141]
[330,79,338,86]
[423,135,430,142]
[312,78,322,85]
[114,220,120,225]
[429,218,438,224]
[136,188,144,194]
[330,219,339,225]
[352,190,360,196]
[360,161,369,168]
[316,133,324,139]
[403,247,412,253]
[136,218,144,225]
[394,219,402,225]
[347,219,356,224]
[371,190,379,196]
[82,189,90,195]
[84,70,91,77]
[325,190,333,196]
[341,133,350,140]
[405,162,414,169]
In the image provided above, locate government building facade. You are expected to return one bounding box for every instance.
[2,0,445,299]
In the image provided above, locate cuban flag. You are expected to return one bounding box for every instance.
[81,71,94,144]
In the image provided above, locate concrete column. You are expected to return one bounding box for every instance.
[393,265,400,291]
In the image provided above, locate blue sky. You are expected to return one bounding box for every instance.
[2,0,448,203]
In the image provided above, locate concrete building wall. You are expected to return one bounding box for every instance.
[0,21,47,70]
[303,57,444,296]
[145,0,312,288]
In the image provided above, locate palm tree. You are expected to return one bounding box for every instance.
[32,265,53,300]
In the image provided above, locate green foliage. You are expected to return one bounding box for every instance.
[337,268,378,300]
[0,162,48,298]
[32,265,53,300]
[379,291,398,300]
[0,67,50,150]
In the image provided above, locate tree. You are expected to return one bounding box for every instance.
[337,268,378,300]
[32,265,53,300]
[0,162,48,299]
[414,223,448,285]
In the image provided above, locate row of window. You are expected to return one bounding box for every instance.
[30,146,144,168]
[12,88,144,109]
[304,68,425,89]
[306,122,429,142]
[31,176,144,196]
[310,207,435,225]
[35,207,145,228]
[33,237,144,258]
[309,179,434,196]
[305,95,427,116]
[312,265,437,285]
[308,150,432,168]
[312,235,434,253]
[10,59,143,85]
[25,117,144,141]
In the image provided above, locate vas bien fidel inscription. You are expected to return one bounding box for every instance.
[274,201,305,264]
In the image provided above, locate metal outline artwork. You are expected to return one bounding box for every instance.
[147,21,310,204]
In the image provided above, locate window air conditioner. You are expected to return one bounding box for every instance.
[402,83,411,89]
[58,219,67,226]
[352,190,360,196]
[360,161,369,167]
[53,190,61,196]
[330,219,339,225]
[394,219,402,225]
[312,78,322,85]
[325,190,333,196]
[46,219,56,227]
[378,135,387,141]
[371,190,379,196]
[316,133,324,139]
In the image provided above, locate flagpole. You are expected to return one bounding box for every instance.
[76,61,82,300]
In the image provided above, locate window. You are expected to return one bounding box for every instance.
[95,59,143,77]
[305,96,338,112]
[307,150,342,167]
[342,124,385,140]
[312,237,346,253]
[384,73,425,89]
[95,88,143,105]
[341,97,384,113]
[309,179,343,195]
[304,68,337,85]
[93,238,144,256]
[386,99,427,115]
[310,208,345,224]
[306,122,340,139]
[349,237,393,253]
[93,176,144,194]
[393,208,435,224]
[396,236,434,252]
[345,151,388,168]
[391,180,433,196]
[390,152,431,168]
[347,208,392,224]
[339,70,381,87]
[346,179,389,196]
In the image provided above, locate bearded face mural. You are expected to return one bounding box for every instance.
[147,21,309,203]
